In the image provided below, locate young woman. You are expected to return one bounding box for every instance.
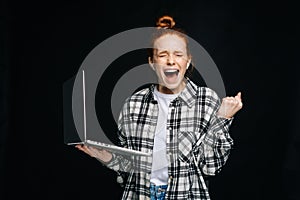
[76,15,243,200]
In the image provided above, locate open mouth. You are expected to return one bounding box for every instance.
[164,69,179,77]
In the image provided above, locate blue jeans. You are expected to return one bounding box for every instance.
[150,183,168,200]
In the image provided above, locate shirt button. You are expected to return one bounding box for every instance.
[168,127,172,130]
[168,175,173,184]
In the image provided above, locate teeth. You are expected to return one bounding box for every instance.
[165,69,178,73]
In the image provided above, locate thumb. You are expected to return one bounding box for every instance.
[235,92,242,101]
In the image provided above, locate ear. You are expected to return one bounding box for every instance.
[148,57,155,71]
[186,59,191,69]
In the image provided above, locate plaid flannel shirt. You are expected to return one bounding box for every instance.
[106,78,234,199]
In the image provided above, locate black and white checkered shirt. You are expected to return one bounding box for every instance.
[106,78,234,199]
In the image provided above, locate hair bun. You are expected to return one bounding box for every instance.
[156,15,175,29]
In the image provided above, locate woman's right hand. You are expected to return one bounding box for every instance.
[75,144,113,163]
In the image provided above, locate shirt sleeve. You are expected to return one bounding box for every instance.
[198,89,234,176]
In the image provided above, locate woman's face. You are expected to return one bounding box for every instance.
[149,34,191,94]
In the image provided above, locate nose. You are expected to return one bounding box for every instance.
[167,55,175,65]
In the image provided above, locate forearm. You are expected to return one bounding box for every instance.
[101,153,133,173]
[199,116,234,176]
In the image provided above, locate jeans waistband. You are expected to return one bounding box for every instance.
[150,183,168,192]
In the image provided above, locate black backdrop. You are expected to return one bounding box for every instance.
[1,0,299,199]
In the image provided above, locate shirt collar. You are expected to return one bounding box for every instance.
[144,78,198,107]
[178,78,198,108]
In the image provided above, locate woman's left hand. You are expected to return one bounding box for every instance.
[217,92,243,119]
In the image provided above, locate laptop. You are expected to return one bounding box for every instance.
[63,69,152,157]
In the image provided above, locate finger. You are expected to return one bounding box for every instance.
[87,146,102,152]
[81,145,94,154]
[75,144,84,150]
[87,146,103,154]
[223,97,232,105]
[82,145,92,152]
[229,97,236,104]
[234,95,243,108]
[225,96,239,108]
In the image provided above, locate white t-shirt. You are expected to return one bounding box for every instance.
[150,87,179,185]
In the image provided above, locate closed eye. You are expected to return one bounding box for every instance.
[158,54,167,57]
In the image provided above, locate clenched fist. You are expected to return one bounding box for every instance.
[217,92,243,119]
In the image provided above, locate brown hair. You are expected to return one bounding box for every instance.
[148,15,194,77]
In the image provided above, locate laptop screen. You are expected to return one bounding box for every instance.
[63,75,84,145]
